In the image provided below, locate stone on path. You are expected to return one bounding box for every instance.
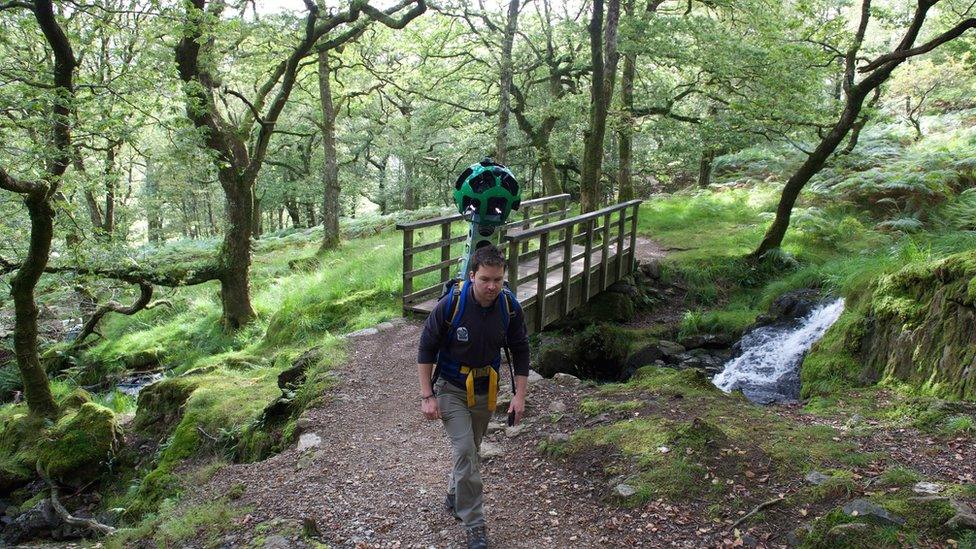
[614,484,637,498]
[548,400,567,413]
[947,500,976,529]
[552,373,581,386]
[345,327,379,338]
[913,481,943,495]
[264,534,292,549]
[842,499,905,526]
[505,424,525,438]
[296,432,322,452]
[527,369,544,383]
[804,471,830,485]
[479,441,503,459]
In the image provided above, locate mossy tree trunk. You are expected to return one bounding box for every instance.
[318,47,341,253]
[0,0,77,419]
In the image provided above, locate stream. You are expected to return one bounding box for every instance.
[712,298,846,404]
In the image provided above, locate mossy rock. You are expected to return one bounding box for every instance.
[0,410,37,493]
[36,402,122,487]
[133,376,200,433]
[574,292,635,324]
[855,249,976,400]
[666,417,729,453]
[569,324,629,381]
[122,347,165,370]
[535,347,576,378]
[59,387,93,410]
[630,366,721,397]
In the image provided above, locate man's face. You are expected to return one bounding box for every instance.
[470,263,505,304]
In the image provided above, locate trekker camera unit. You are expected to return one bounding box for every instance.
[452,158,521,278]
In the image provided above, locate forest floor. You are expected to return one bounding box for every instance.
[158,237,974,548]
[176,316,974,549]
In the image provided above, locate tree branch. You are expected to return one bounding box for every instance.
[72,282,171,346]
[0,165,37,194]
[859,17,976,72]
[223,87,265,126]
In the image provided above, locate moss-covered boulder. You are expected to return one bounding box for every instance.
[535,347,576,378]
[36,402,122,487]
[0,409,37,493]
[574,291,635,324]
[860,250,976,399]
[570,324,629,381]
[59,388,93,411]
[133,376,200,432]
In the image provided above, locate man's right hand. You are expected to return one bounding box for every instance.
[421,396,441,420]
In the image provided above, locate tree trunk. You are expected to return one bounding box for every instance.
[579,0,620,212]
[284,195,301,227]
[10,193,59,418]
[145,158,163,244]
[251,196,262,239]
[495,0,520,163]
[102,142,118,236]
[219,174,256,329]
[539,148,560,196]
[698,149,715,188]
[403,159,416,210]
[617,34,635,201]
[753,100,868,257]
[305,202,316,227]
[318,48,341,252]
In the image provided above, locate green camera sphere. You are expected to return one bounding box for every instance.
[453,158,521,225]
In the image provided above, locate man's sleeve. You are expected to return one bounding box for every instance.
[507,304,531,376]
[418,297,446,364]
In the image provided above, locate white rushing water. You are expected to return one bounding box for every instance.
[712,298,845,403]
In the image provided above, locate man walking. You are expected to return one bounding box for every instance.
[417,245,530,549]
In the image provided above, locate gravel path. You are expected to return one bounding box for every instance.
[203,320,709,548]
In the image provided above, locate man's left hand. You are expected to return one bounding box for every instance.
[507,393,525,426]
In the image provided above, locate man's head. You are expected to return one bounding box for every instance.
[468,245,506,305]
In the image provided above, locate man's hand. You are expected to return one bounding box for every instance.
[422,396,441,420]
[507,392,525,426]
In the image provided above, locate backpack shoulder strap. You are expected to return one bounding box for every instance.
[445,279,469,336]
[500,287,519,332]
[442,280,464,328]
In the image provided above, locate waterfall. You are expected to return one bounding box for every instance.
[712,298,845,404]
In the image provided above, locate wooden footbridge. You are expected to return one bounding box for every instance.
[396,195,643,334]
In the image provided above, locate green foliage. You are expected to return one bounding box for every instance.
[678,306,759,339]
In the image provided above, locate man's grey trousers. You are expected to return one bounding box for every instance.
[436,379,493,529]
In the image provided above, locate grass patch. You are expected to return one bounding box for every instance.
[106,497,250,549]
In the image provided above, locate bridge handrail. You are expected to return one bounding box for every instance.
[502,199,642,332]
[502,199,643,241]
[394,193,571,230]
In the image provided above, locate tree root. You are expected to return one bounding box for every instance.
[729,495,786,531]
[36,461,116,537]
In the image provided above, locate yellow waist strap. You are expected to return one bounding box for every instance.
[459,365,498,412]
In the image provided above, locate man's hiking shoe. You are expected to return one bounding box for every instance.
[444,493,461,521]
[465,525,488,549]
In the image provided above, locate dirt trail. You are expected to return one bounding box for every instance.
[203,320,711,548]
